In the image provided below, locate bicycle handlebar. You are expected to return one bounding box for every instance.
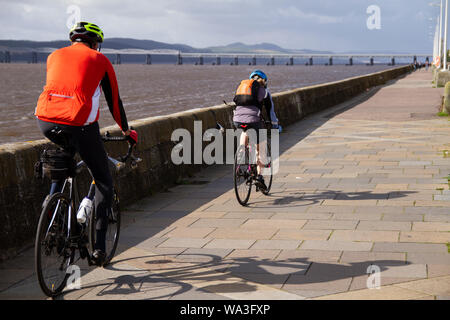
[102,131,141,167]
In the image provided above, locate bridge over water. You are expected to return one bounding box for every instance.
[0,48,430,66]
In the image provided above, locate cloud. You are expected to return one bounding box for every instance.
[277,6,345,24]
[0,0,438,52]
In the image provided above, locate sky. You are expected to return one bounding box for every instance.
[0,0,443,53]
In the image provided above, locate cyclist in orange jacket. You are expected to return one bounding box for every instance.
[35,22,137,266]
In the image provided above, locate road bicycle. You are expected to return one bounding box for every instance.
[233,121,273,206]
[34,131,140,297]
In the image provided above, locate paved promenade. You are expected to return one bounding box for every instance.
[1,69,449,300]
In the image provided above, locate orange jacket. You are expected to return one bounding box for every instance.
[35,43,128,131]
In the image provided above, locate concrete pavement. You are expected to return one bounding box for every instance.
[1,68,449,300]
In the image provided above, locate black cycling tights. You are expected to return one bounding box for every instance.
[38,119,112,252]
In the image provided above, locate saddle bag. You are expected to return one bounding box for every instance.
[35,149,76,180]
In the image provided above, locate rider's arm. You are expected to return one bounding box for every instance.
[263,90,279,127]
[100,58,129,132]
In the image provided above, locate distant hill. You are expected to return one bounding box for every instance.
[208,42,289,54]
[207,42,333,54]
[0,38,203,53]
[0,38,331,54]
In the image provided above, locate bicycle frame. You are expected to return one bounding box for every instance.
[46,153,129,249]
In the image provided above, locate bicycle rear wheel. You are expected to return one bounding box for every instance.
[234,144,252,206]
[35,192,74,297]
[261,138,273,195]
[89,188,121,266]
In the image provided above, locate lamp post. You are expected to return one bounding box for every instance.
[439,0,443,66]
[430,1,444,68]
[444,0,448,70]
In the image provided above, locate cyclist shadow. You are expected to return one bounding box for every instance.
[58,253,409,299]
[249,189,417,208]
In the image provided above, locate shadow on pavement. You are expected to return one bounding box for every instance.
[58,252,408,299]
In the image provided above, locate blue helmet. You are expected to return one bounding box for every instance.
[249,70,268,82]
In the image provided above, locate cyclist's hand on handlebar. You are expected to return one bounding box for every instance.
[122,129,138,145]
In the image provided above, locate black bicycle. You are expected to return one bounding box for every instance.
[233,121,273,206]
[34,131,141,297]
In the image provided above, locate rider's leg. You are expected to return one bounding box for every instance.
[257,140,268,175]
[239,131,248,147]
[76,123,113,254]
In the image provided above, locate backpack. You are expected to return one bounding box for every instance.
[233,79,261,107]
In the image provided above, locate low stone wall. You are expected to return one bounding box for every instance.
[0,65,413,261]
[433,69,450,87]
[444,82,450,114]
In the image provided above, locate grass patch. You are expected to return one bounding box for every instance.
[437,111,449,117]
[447,243,450,253]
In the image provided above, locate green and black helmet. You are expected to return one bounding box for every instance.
[69,22,104,44]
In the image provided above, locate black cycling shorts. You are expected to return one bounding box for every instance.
[233,121,266,144]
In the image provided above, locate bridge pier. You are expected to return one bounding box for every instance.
[146,54,152,65]
[4,51,11,63]
[31,52,38,64]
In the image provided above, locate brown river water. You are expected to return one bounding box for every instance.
[0,63,396,144]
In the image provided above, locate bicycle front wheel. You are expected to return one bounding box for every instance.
[89,188,121,266]
[234,145,252,206]
[35,193,74,297]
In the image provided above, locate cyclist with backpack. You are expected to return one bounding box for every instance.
[233,70,282,191]
[35,22,137,266]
